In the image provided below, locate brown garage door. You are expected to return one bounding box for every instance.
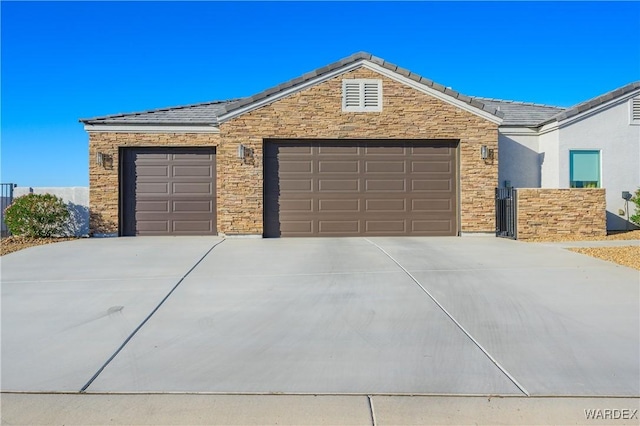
[264,140,458,237]
[121,148,216,236]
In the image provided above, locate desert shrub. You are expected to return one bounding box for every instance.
[4,193,70,237]
[630,188,640,226]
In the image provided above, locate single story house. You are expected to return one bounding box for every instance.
[80,52,639,237]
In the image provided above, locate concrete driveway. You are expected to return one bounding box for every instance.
[1,236,638,396]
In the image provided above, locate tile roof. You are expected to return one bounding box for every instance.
[80,52,504,126]
[80,53,639,129]
[80,100,239,125]
[471,98,565,126]
[540,81,640,125]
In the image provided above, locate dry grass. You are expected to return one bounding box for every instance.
[0,236,77,256]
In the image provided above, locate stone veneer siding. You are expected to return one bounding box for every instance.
[88,132,220,234]
[516,188,606,240]
[218,67,498,235]
[88,67,499,236]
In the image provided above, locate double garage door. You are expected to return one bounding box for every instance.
[121,148,217,236]
[121,141,458,237]
[264,140,459,237]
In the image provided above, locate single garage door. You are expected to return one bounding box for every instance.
[264,140,458,237]
[121,147,216,236]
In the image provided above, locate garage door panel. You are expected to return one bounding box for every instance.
[366,179,406,192]
[319,221,360,233]
[412,199,453,212]
[411,161,452,173]
[122,147,216,236]
[278,199,313,212]
[280,179,313,192]
[137,201,170,213]
[172,220,213,232]
[137,166,170,177]
[279,160,313,173]
[412,220,454,233]
[136,220,169,233]
[318,199,360,212]
[318,161,359,173]
[318,179,359,192]
[137,182,169,195]
[264,140,458,237]
[173,165,213,177]
[365,146,405,155]
[411,144,452,154]
[172,182,212,195]
[280,221,313,234]
[173,200,213,213]
[365,161,406,173]
[366,220,406,233]
[318,146,358,155]
[412,179,452,192]
[137,153,170,161]
[366,199,406,212]
[172,153,214,161]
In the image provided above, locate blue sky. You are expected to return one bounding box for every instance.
[2,1,639,187]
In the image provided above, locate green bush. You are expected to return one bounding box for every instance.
[4,193,70,237]
[630,188,640,227]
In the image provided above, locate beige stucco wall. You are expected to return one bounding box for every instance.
[218,67,498,235]
[516,188,606,240]
[88,66,499,236]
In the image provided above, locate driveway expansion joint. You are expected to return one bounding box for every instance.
[78,239,226,393]
[364,238,531,397]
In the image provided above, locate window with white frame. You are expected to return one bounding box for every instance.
[342,79,382,112]
[570,150,601,188]
[630,96,640,125]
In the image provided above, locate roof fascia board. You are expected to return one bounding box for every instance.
[362,62,502,124]
[555,89,640,128]
[216,62,364,123]
[83,124,220,133]
[498,126,539,136]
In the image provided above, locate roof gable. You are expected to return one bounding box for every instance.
[214,52,504,124]
[540,81,640,126]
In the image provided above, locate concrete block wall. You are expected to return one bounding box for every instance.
[516,188,606,240]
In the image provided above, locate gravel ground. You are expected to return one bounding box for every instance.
[568,246,640,270]
[523,230,640,270]
[522,230,640,242]
[0,236,77,256]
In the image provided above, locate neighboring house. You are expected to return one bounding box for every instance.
[80,52,639,237]
[482,82,640,231]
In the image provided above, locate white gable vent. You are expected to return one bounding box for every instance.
[342,79,382,112]
[631,96,640,125]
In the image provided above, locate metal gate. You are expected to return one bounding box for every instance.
[1,183,16,236]
[495,187,516,239]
